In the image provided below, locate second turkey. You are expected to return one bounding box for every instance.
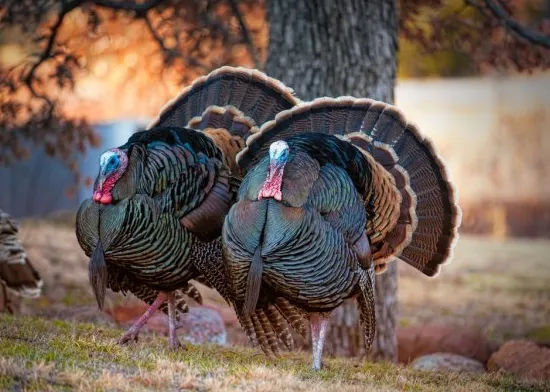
[222,97,462,370]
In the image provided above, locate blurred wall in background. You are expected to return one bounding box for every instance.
[397,74,550,204]
[396,73,550,237]
[0,120,146,218]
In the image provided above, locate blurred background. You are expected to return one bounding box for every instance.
[1,0,549,374]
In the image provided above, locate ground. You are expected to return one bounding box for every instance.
[1,215,549,390]
[1,315,548,391]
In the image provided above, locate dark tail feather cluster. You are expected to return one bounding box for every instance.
[147,66,298,134]
[89,240,108,310]
[243,246,263,316]
[147,66,299,177]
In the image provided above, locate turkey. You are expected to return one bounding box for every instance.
[0,209,42,313]
[76,66,309,352]
[222,97,462,369]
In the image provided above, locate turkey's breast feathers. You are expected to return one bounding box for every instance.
[223,133,370,312]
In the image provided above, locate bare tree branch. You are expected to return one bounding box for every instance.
[143,14,210,70]
[23,0,81,108]
[227,0,261,69]
[467,0,550,49]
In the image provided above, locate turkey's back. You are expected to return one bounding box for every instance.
[223,134,368,312]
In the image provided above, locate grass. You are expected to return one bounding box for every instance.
[397,235,550,343]
[1,314,548,392]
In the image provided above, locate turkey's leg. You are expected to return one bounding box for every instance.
[310,312,331,371]
[117,292,169,345]
[167,292,182,350]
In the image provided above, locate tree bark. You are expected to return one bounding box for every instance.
[265,0,398,362]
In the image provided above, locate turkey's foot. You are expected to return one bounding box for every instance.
[168,333,184,351]
[117,327,140,345]
[116,291,170,346]
[310,312,331,371]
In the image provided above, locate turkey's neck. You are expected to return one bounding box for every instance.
[93,149,128,205]
[258,160,285,201]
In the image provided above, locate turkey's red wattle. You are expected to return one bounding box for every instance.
[93,175,118,204]
[258,164,284,201]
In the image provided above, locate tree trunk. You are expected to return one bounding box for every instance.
[265,0,398,362]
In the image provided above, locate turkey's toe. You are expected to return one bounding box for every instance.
[117,329,139,345]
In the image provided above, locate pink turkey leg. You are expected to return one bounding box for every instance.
[117,292,169,345]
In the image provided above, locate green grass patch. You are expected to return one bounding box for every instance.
[527,326,550,341]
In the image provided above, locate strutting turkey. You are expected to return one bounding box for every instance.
[75,66,310,351]
[222,97,462,369]
[0,209,42,313]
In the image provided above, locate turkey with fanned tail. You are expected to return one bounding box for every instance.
[222,97,462,369]
[75,66,309,351]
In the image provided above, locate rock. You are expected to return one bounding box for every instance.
[410,353,486,374]
[177,306,227,346]
[398,324,495,364]
[201,303,239,326]
[487,340,550,380]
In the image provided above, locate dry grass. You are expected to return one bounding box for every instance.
[398,235,550,343]
[1,315,548,392]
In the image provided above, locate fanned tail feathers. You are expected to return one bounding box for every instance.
[238,97,461,277]
[148,66,300,176]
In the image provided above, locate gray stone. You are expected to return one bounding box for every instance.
[410,353,486,374]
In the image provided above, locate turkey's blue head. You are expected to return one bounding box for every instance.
[93,148,128,204]
[258,140,289,201]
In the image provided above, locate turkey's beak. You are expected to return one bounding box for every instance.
[268,159,284,176]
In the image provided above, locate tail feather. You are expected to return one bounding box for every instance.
[236,312,258,346]
[257,308,281,356]
[274,297,309,340]
[241,302,307,356]
[265,303,294,351]
[237,97,461,277]
[250,312,275,358]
